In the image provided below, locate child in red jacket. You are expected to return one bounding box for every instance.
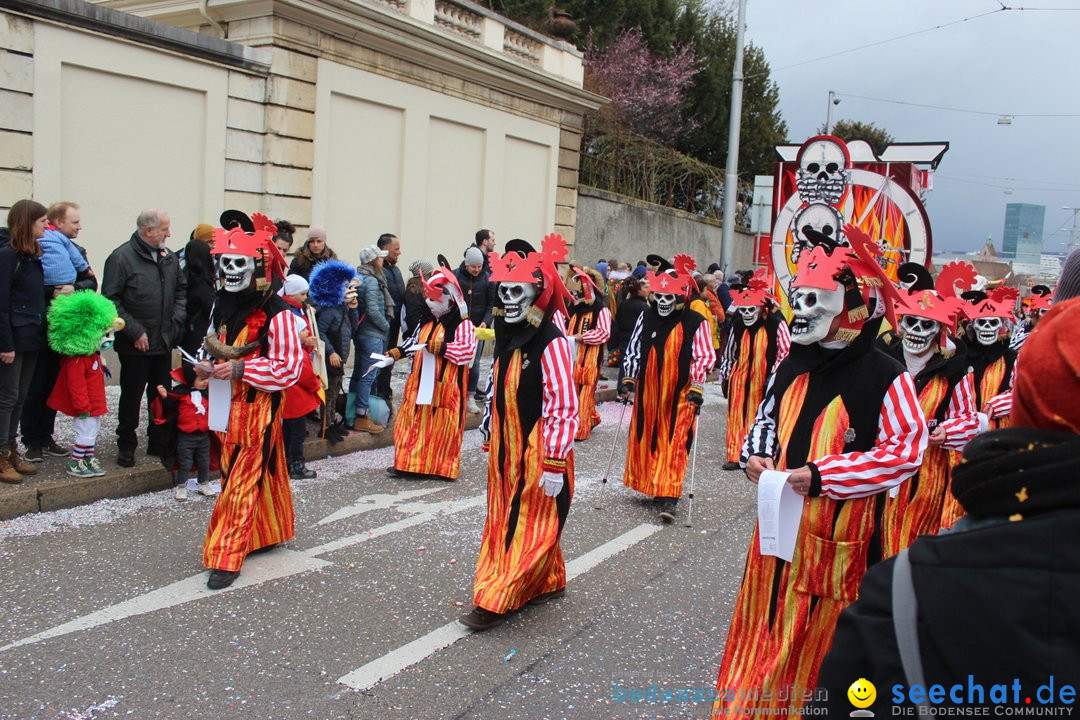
[156,365,212,500]
[45,291,124,478]
[280,275,323,479]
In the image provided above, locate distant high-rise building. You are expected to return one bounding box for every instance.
[1001,203,1045,268]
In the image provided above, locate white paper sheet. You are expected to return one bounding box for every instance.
[757,470,803,562]
[416,349,436,405]
[566,336,578,364]
[207,377,231,432]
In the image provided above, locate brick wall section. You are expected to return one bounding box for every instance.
[0,11,34,214]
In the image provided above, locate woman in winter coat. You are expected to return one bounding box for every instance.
[181,238,217,357]
[0,200,49,482]
[613,276,649,386]
[287,225,337,281]
[348,245,392,433]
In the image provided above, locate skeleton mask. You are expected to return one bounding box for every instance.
[498,282,537,324]
[219,253,255,293]
[99,329,116,352]
[426,288,452,319]
[972,317,1003,346]
[736,306,760,326]
[791,203,846,264]
[789,285,845,345]
[900,315,941,355]
[654,293,677,317]
[796,138,849,205]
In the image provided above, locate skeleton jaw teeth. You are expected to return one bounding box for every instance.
[902,335,931,353]
[790,317,810,335]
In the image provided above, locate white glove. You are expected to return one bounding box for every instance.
[539,471,564,498]
[402,343,425,355]
[363,353,394,376]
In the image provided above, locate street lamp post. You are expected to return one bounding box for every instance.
[825,90,839,134]
[1064,206,1080,254]
[719,0,748,271]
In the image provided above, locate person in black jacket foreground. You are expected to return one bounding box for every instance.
[814,297,1080,713]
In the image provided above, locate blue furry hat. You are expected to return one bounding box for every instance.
[308,260,356,307]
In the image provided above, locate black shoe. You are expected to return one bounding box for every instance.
[116,450,135,468]
[385,466,404,478]
[44,440,69,457]
[207,569,240,590]
[289,464,316,480]
[248,543,279,556]
[722,461,741,471]
[528,588,566,606]
[658,499,678,523]
[459,606,506,631]
[23,445,43,463]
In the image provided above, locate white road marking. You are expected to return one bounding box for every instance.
[0,550,330,653]
[315,487,449,526]
[336,522,664,691]
[0,493,488,654]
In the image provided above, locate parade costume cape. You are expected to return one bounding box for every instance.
[388,311,476,480]
[621,302,715,500]
[718,311,790,464]
[565,295,611,441]
[203,211,303,573]
[876,336,980,555]
[473,236,578,614]
[967,338,1016,429]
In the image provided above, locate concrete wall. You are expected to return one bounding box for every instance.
[1,0,602,276]
[575,185,757,272]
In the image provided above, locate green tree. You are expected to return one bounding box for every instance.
[818,119,894,156]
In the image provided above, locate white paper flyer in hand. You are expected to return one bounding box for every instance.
[207,377,231,432]
[757,470,803,562]
[416,349,436,405]
[566,336,578,364]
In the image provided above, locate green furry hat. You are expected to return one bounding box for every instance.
[47,291,124,356]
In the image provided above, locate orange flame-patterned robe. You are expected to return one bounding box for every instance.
[715,331,927,716]
[878,338,981,553]
[388,315,476,479]
[718,312,790,464]
[566,301,611,441]
[473,317,578,614]
[969,339,1016,431]
[621,306,715,499]
[203,303,304,573]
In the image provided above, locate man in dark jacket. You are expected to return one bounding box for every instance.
[374,233,403,402]
[101,209,187,467]
[454,246,496,414]
[814,298,1080,713]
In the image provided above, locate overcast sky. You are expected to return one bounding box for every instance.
[741,0,1080,254]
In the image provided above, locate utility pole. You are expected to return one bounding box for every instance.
[720,0,748,271]
[1066,206,1080,254]
[825,90,838,134]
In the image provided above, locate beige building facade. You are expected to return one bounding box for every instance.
[0,0,601,275]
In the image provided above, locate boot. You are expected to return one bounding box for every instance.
[10,448,38,475]
[0,450,23,484]
[353,415,385,434]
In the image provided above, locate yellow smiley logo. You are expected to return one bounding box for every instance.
[848,678,876,709]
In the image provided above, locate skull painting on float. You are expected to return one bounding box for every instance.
[795,135,850,205]
[200,209,302,592]
[790,202,847,265]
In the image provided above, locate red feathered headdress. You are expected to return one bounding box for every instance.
[964,286,1019,321]
[210,211,287,289]
[730,267,777,308]
[488,233,572,319]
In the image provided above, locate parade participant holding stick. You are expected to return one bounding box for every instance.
[963,287,1019,430]
[714,226,927,716]
[461,234,577,632]
[619,255,715,523]
[717,267,789,471]
[878,262,981,551]
[200,211,303,590]
[373,256,476,481]
[564,265,611,441]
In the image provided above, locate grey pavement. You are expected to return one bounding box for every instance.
[0,382,755,720]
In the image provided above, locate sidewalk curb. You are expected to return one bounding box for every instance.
[0,388,618,521]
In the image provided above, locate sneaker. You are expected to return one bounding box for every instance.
[23,445,43,463]
[658,498,679,523]
[174,486,188,501]
[467,398,481,414]
[459,606,506,631]
[44,440,69,457]
[116,450,135,468]
[197,482,218,496]
[289,464,316,480]
[207,569,240,590]
[85,457,106,477]
[66,459,95,478]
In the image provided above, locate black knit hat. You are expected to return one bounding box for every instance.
[1056,249,1080,302]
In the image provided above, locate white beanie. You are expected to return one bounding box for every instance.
[282,274,309,296]
[464,246,485,266]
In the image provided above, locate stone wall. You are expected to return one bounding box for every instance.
[0,12,34,205]
[575,185,757,272]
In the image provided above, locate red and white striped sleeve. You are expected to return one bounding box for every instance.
[772,320,791,374]
[689,319,716,388]
[540,335,579,472]
[579,307,612,345]
[242,310,304,392]
[984,354,1015,418]
[442,319,477,366]
[940,373,982,450]
[810,373,928,500]
[551,309,568,335]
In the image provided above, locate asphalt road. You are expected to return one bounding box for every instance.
[0,385,757,720]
